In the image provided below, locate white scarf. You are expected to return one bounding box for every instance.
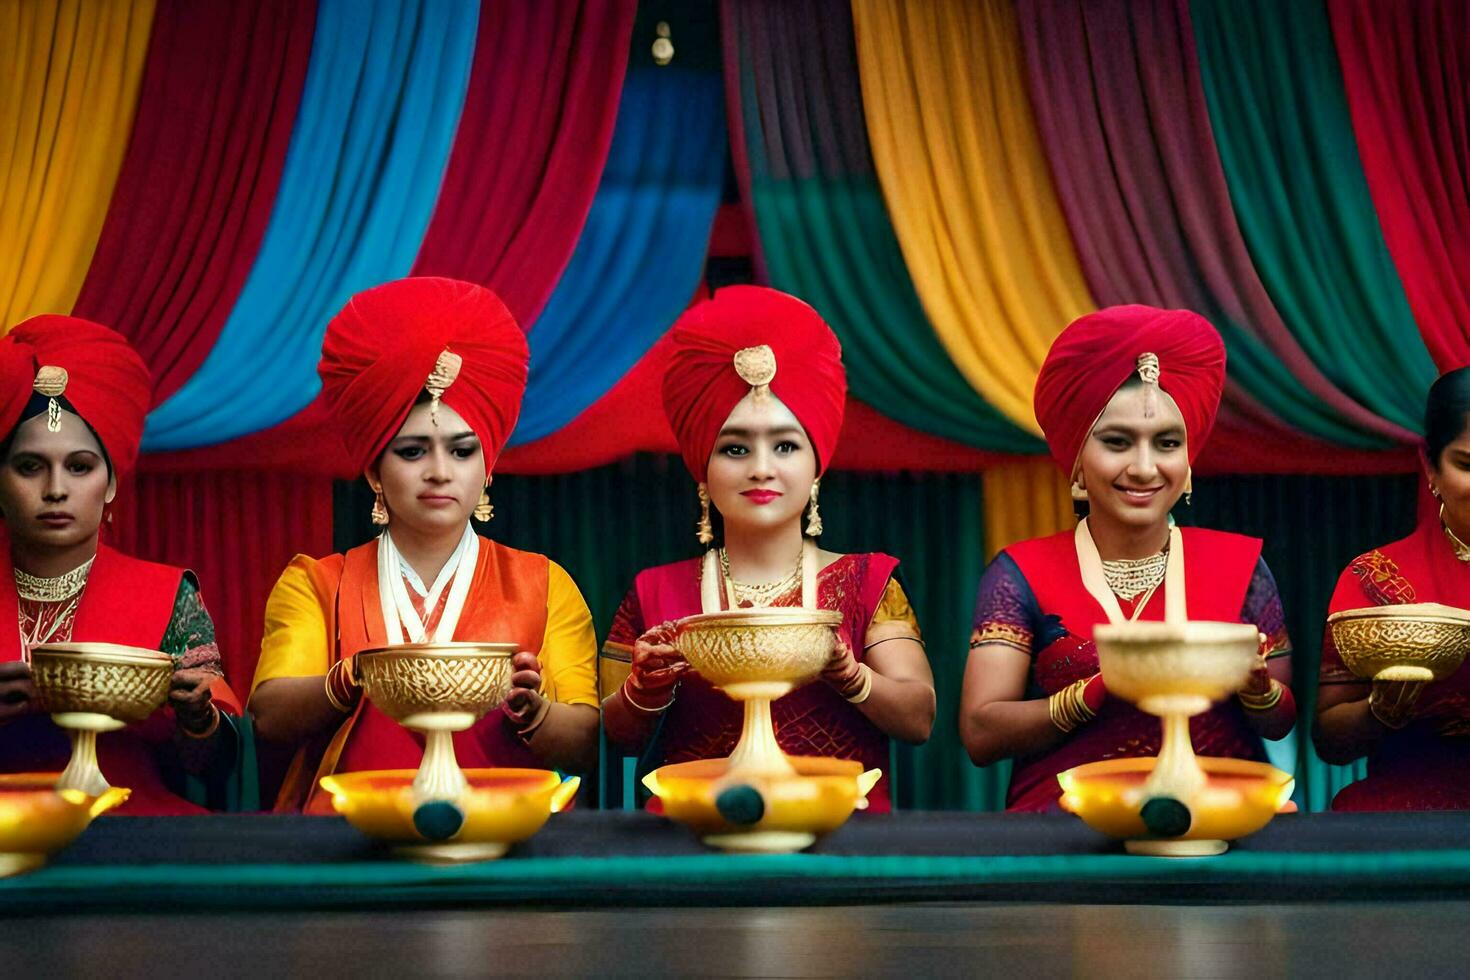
[376,523,480,644]
[1074,518,1186,626]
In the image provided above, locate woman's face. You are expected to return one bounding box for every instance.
[0,410,114,553]
[1431,426,1470,535]
[705,392,817,537]
[1076,383,1189,532]
[369,401,485,537]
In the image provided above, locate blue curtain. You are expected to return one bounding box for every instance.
[509,66,725,446]
[144,0,479,450]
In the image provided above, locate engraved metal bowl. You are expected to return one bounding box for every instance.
[1326,603,1470,684]
[29,643,173,724]
[675,608,843,699]
[1094,621,1261,716]
[354,642,518,723]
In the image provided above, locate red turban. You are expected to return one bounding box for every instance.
[1033,305,1226,476]
[662,286,846,483]
[0,316,151,478]
[318,277,528,476]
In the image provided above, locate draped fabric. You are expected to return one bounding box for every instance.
[142,0,480,450]
[849,0,1095,434]
[510,65,725,445]
[71,0,316,403]
[410,0,635,327]
[1015,0,1411,450]
[981,460,1071,562]
[1329,0,1470,374]
[1190,0,1437,434]
[722,0,1039,454]
[0,0,156,328]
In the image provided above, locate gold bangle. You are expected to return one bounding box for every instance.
[844,663,875,704]
[1237,679,1284,712]
[621,682,671,715]
[1048,678,1095,733]
[181,702,221,740]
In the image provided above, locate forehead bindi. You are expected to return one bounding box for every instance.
[1094,387,1186,433]
[7,411,104,458]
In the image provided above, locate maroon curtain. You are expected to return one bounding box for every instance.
[410,0,637,327]
[72,0,317,404]
[111,470,334,695]
[1330,0,1470,372]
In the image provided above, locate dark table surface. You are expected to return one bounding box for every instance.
[5,810,1470,911]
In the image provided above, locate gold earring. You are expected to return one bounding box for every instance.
[805,479,823,537]
[1431,483,1443,501]
[1184,469,1194,508]
[1070,479,1088,502]
[696,483,713,545]
[370,488,389,526]
[473,485,493,522]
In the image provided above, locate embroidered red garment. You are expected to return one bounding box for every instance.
[1033,305,1226,476]
[317,277,529,475]
[606,553,898,812]
[1322,509,1470,811]
[987,527,1275,812]
[662,285,847,481]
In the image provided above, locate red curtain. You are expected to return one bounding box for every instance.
[411,0,637,327]
[1330,0,1470,372]
[111,469,334,694]
[72,0,317,404]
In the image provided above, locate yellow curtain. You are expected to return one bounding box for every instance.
[982,458,1073,561]
[850,0,1095,434]
[0,0,155,330]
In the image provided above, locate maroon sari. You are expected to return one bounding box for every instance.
[1322,511,1470,811]
[974,527,1290,812]
[606,553,900,812]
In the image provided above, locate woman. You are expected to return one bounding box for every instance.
[1315,368,1470,810]
[959,305,1295,812]
[0,316,240,814]
[249,277,598,814]
[600,286,935,813]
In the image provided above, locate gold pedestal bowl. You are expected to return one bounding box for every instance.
[1061,621,1293,856]
[320,769,579,863]
[29,642,173,796]
[0,774,130,878]
[1326,603,1470,684]
[642,609,882,853]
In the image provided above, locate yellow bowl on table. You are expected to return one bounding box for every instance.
[319,768,579,864]
[1326,603,1470,684]
[644,757,882,854]
[1058,757,1294,857]
[0,773,130,878]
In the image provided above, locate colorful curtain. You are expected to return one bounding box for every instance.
[1016,0,1412,451]
[142,0,480,450]
[411,0,636,326]
[1191,0,1437,434]
[849,0,1095,434]
[722,0,1039,454]
[71,0,316,403]
[1330,0,1470,374]
[0,0,156,328]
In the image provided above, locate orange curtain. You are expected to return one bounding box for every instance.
[982,458,1073,560]
[0,0,155,329]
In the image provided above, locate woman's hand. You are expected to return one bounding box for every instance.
[503,651,550,737]
[820,638,866,699]
[0,661,35,725]
[1239,633,1274,697]
[170,667,218,736]
[623,622,687,711]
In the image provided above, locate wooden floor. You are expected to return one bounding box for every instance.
[4,902,1460,977]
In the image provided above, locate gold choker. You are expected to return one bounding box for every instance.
[719,548,801,608]
[14,557,94,603]
[1100,547,1168,601]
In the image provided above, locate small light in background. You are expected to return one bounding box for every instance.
[652,21,674,66]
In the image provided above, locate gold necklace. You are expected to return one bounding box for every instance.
[1442,517,1470,563]
[719,547,801,608]
[14,557,94,603]
[1100,546,1168,601]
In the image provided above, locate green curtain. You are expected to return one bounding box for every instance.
[724,0,1040,454]
[1191,0,1436,434]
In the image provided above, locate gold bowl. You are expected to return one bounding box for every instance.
[354,642,519,724]
[1058,757,1294,856]
[1326,603,1470,684]
[319,768,579,863]
[0,773,130,878]
[675,608,842,700]
[1095,620,1260,717]
[30,642,173,724]
[644,757,881,854]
